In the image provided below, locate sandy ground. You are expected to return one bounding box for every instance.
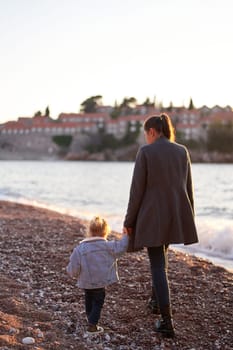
[0,201,232,350]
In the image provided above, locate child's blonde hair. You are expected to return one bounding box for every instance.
[88,216,110,238]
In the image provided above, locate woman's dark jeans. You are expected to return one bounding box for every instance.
[84,288,105,325]
[147,245,170,309]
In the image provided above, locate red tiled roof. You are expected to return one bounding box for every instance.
[211,112,233,121]
[2,123,30,130]
[58,113,83,119]
[200,112,233,123]
[1,108,232,132]
[117,115,146,122]
[1,121,96,130]
[172,110,200,117]
[58,113,109,120]
[2,121,26,129]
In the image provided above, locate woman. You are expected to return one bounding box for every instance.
[123,113,198,338]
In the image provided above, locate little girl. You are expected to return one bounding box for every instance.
[67,216,129,334]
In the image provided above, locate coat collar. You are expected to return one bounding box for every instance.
[156,135,170,143]
[80,236,107,243]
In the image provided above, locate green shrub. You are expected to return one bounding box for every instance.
[52,135,72,148]
[207,121,233,153]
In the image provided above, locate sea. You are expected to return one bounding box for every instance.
[0,160,233,272]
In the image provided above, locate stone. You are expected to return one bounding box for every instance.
[22,337,35,344]
[104,333,111,341]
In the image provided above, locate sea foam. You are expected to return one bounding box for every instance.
[194,219,233,259]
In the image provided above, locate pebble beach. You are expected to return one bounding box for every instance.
[0,201,232,350]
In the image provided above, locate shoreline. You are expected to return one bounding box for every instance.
[173,246,233,274]
[0,156,233,164]
[1,196,233,274]
[0,201,232,349]
[0,147,233,163]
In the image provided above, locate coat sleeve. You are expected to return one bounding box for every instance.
[124,147,147,227]
[107,235,129,258]
[186,150,195,214]
[66,247,81,278]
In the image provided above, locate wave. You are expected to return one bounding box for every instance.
[195,219,233,258]
[104,217,233,264]
[173,218,233,272]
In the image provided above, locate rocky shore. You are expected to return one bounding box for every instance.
[1,134,233,162]
[0,201,232,349]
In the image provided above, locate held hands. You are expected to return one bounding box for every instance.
[123,227,133,235]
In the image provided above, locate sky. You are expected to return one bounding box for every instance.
[0,0,233,123]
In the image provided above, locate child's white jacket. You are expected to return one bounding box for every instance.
[66,235,129,289]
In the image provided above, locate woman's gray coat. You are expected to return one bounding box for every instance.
[124,137,198,249]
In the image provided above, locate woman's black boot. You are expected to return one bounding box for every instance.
[155,306,175,338]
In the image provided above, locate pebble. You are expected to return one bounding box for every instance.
[9,327,18,335]
[1,203,233,350]
[105,334,111,341]
[35,328,44,338]
[22,337,36,344]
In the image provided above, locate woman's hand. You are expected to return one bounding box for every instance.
[123,227,133,235]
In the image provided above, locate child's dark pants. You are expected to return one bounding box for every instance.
[84,288,105,325]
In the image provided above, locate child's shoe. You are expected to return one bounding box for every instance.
[86,324,104,334]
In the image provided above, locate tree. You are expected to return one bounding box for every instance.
[52,135,72,148]
[175,130,202,150]
[80,95,103,113]
[142,97,154,107]
[34,111,42,117]
[122,121,141,145]
[119,97,137,115]
[207,121,233,153]
[110,100,121,119]
[188,98,194,110]
[120,97,137,109]
[167,101,173,112]
[45,106,50,117]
